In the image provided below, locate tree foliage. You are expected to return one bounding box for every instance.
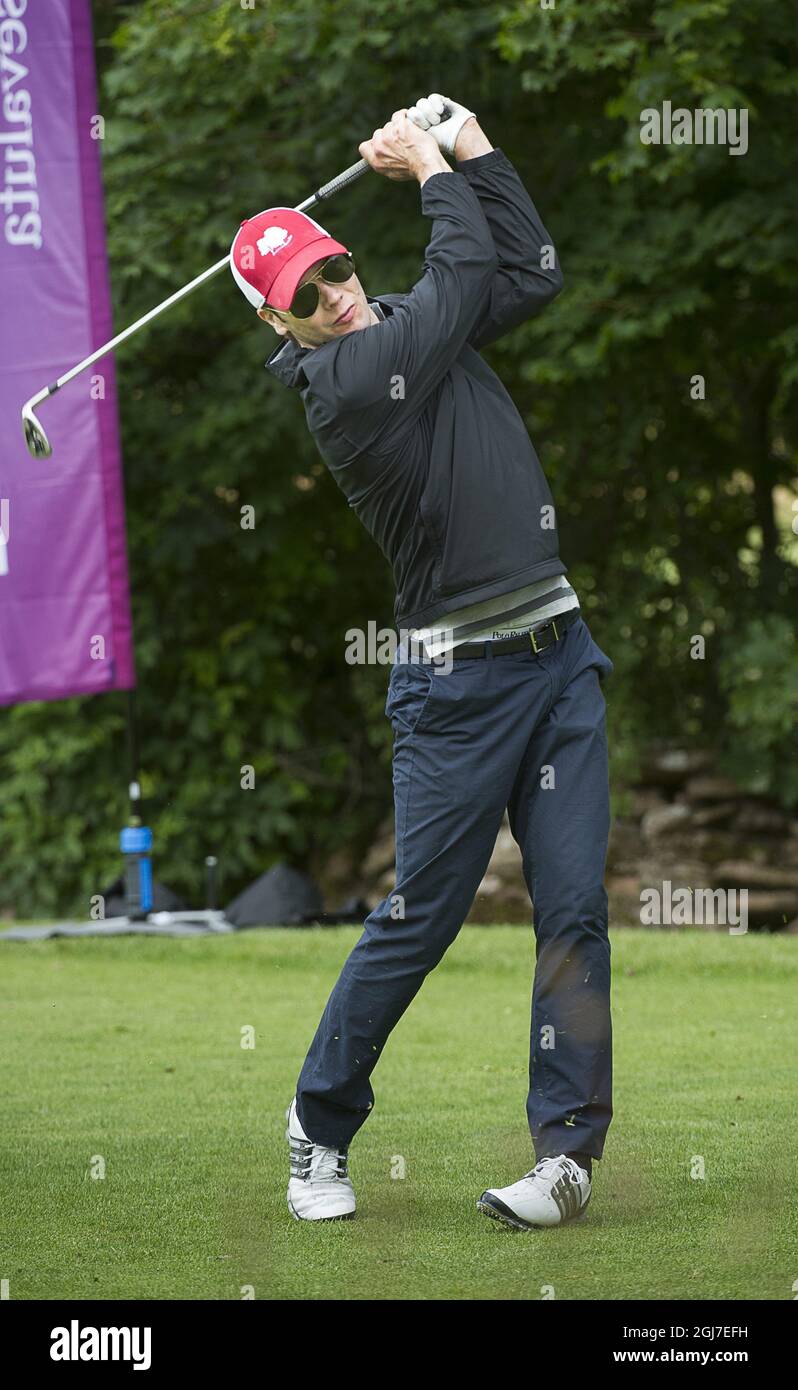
[1,0,796,918]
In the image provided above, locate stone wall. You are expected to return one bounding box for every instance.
[321,746,798,932]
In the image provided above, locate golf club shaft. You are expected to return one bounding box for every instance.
[22,104,453,454]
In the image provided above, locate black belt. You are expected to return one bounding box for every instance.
[450,607,581,659]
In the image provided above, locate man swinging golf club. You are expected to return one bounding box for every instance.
[230,95,615,1231]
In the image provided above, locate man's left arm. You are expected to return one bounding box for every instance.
[454,122,564,351]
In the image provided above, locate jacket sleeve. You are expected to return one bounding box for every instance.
[454,147,563,351]
[304,170,499,447]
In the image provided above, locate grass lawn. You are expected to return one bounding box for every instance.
[1,924,796,1301]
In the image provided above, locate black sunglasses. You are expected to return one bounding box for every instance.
[269,253,357,320]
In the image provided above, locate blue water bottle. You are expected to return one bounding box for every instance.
[120,824,153,919]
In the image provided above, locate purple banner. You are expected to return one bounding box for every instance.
[0,0,134,705]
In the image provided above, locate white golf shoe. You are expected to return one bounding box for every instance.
[477,1154,591,1230]
[286,1097,356,1222]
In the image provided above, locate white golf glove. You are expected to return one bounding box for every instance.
[407,93,476,157]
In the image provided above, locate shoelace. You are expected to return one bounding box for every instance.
[289,1133,349,1184]
[521,1155,585,1188]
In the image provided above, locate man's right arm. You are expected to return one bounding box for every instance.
[310,133,499,446]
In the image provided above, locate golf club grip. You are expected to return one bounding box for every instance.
[312,104,455,203]
[313,159,371,203]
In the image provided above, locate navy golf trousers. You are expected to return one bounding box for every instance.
[296,615,614,1161]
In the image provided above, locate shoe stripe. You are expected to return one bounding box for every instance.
[549,1174,583,1221]
[550,1177,567,1219]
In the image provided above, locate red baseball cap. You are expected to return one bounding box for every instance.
[230,207,349,312]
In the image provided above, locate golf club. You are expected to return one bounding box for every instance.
[21,106,452,459]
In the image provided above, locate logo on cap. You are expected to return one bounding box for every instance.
[257,226,293,257]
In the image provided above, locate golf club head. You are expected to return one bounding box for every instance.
[22,402,52,459]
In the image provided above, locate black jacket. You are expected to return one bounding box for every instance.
[265,147,565,631]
